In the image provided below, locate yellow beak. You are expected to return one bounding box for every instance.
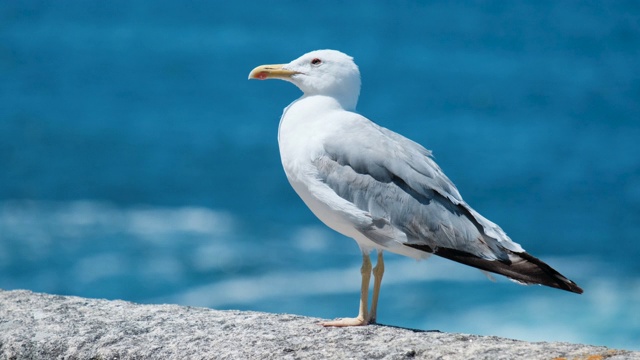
[248,64,299,80]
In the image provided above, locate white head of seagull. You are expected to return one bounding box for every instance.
[249,50,361,111]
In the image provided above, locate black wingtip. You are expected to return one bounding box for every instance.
[515,251,583,294]
[406,244,583,294]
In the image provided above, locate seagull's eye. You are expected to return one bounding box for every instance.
[311,58,322,66]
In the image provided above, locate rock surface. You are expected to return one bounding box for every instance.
[0,289,637,360]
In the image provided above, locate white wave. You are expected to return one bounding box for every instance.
[0,199,239,275]
[422,276,640,350]
[125,206,234,239]
[290,226,333,252]
[160,256,494,308]
[74,253,129,284]
[1,200,234,233]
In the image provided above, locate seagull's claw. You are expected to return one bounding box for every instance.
[319,317,368,327]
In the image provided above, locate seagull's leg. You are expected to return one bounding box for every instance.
[320,252,371,327]
[369,250,384,324]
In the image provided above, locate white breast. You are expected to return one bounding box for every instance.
[277,96,379,248]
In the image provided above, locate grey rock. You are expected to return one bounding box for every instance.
[0,289,637,360]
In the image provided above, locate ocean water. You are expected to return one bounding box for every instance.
[1,1,639,350]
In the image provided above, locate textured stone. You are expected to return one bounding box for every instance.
[0,289,637,360]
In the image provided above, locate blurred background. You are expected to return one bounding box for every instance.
[1,0,639,350]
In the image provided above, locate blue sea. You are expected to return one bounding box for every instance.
[1,1,639,350]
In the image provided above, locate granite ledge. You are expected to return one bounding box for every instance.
[0,289,637,360]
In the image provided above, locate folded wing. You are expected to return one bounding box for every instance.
[314,115,582,293]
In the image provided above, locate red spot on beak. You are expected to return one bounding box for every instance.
[256,72,269,80]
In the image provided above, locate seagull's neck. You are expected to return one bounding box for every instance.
[279,95,347,142]
[288,95,346,115]
[300,92,357,112]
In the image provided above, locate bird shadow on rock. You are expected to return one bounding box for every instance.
[371,323,441,333]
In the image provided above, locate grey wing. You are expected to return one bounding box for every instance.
[314,118,583,294]
[317,119,519,261]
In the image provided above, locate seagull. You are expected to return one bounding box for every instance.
[248,49,583,327]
